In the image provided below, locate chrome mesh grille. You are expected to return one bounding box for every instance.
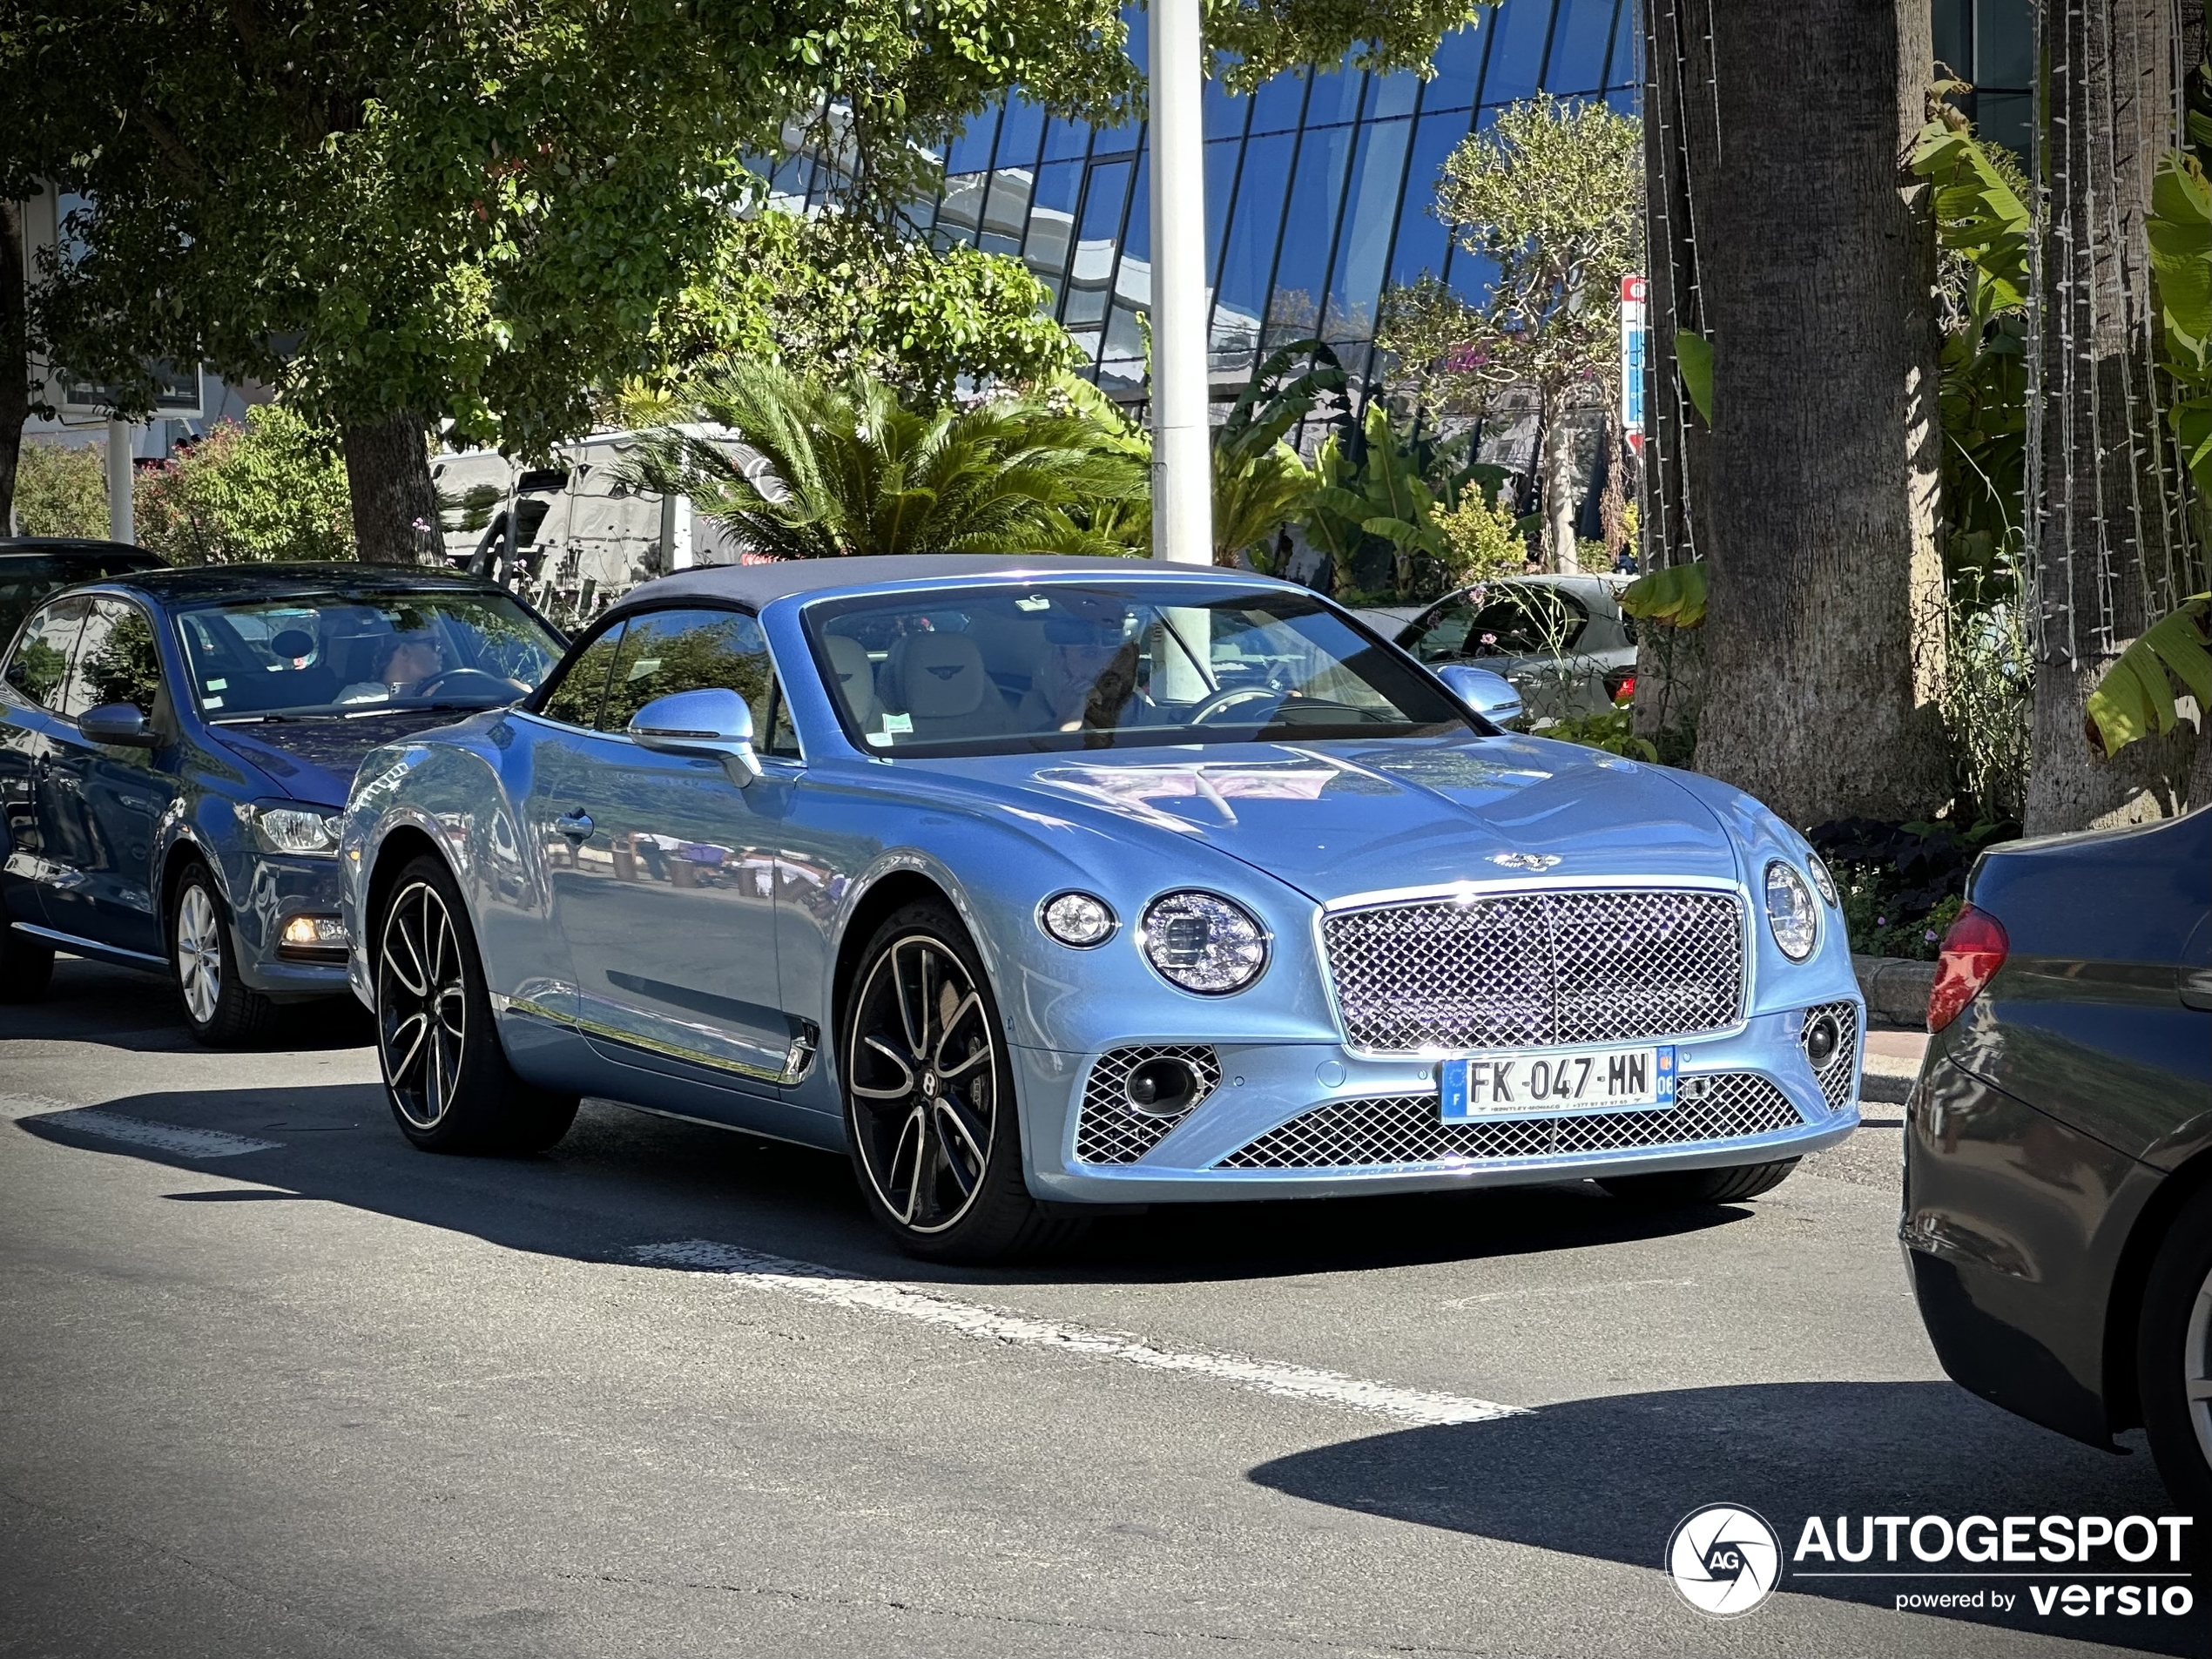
[1320,888,1745,1053]
[1215,1072,1800,1170]
[1073,1046,1222,1165]
[1803,1001,1858,1113]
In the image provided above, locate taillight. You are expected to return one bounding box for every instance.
[1606,670,1636,703]
[1928,905,2008,1032]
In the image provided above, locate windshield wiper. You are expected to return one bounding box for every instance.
[210,713,301,725]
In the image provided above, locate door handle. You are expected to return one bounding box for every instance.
[2181,968,2212,1011]
[553,810,594,842]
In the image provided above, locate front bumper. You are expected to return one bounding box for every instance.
[1020,1008,1858,1204]
[224,850,354,998]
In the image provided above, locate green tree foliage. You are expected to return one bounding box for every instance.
[3,0,1487,553]
[1377,95,1641,570]
[648,211,1079,406]
[1302,402,1492,598]
[10,440,108,537]
[134,404,354,564]
[620,361,1148,558]
[1207,339,1345,569]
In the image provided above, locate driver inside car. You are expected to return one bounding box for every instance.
[339,631,448,705]
[1022,599,1148,733]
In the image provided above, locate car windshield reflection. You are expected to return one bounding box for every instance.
[806,583,1473,756]
[175,590,564,720]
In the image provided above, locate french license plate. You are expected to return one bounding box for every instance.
[1440,1043,1676,1121]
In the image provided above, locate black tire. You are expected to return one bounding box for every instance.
[0,920,54,1002]
[2138,1191,2212,1521]
[373,853,577,1155]
[1598,1158,1800,1205]
[170,860,278,1047]
[840,900,1080,1263]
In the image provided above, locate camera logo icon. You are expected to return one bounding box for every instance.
[1666,1504,1782,1616]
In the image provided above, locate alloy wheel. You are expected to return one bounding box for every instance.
[846,934,998,1234]
[175,882,222,1026]
[378,880,468,1130]
[2188,1260,2212,1472]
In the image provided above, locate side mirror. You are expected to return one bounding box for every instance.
[1434,664,1525,729]
[78,703,158,748]
[628,687,762,785]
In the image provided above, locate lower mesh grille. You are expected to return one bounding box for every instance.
[1073,1046,1222,1165]
[1803,1001,1858,1113]
[1214,1072,1802,1170]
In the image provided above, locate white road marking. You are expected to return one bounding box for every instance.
[15,1104,280,1159]
[634,1238,1526,1428]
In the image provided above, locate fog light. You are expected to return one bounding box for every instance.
[279,914,349,957]
[1125,1056,1201,1117]
[1803,1010,1841,1069]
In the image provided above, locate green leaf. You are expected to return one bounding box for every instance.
[1618,558,1708,628]
[2084,594,2212,756]
[1675,327,1713,424]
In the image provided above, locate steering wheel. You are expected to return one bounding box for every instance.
[409,666,520,698]
[1189,685,1285,725]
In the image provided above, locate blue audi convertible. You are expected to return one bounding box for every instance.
[339,555,1863,1259]
[0,564,563,1041]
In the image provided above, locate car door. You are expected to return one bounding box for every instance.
[37,597,173,954]
[0,595,91,932]
[542,604,806,1090]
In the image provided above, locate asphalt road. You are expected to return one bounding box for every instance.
[2,957,2197,1659]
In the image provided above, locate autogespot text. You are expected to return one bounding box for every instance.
[1791,1513,2195,1618]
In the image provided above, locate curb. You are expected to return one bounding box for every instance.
[1853,954,1936,1028]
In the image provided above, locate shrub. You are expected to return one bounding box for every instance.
[1433,489,1529,583]
[12,440,110,537]
[134,405,354,564]
[1809,817,2019,959]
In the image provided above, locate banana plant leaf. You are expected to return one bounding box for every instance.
[2085,594,2212,756]
[1619,559,1709,628]
[1674,328,1713,425]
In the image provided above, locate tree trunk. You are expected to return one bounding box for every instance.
[2023,0,2202,833]
[1541,390,1579,573]
[1630,0,1722,758]
[0,199,29,536]
[1690,0,1951,827]
[341,412,439,566]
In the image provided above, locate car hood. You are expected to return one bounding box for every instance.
[914,734,1739,904]
[204,710,496,807]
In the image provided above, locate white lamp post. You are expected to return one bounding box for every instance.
[106,416,135,545]
[1146,0,1213,566]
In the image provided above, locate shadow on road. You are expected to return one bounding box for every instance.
[12,1078,1744,1291]
[1249,1380,2200,1656]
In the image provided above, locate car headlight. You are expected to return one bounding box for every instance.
[1806,849,1838,908]
[1764,860,1818,961]
[1138,890,1269,995]
[251,805,344,857]
[1038,891,1117,948]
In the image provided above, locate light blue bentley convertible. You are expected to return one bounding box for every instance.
[339,555,1862,1259]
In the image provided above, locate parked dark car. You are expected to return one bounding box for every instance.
[0,536,166,647]
[0,563,564,1042]
[1902,806,2212,1512]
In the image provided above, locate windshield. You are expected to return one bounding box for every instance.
[806,583,1470,756]
[174,590,564,719]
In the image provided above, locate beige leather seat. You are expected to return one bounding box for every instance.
[821,633,883,736]
[883,631,1018,740]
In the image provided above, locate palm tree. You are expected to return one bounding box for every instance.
[621,362,1149,558]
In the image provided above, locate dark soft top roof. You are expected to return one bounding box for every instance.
[0,537,165,563]
[77,561,512,605]
[608,554,1293,618]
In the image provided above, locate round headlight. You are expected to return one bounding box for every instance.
[1806,850,1838,908]
[1039,891,1116,948]
[1764,860,1819,961]
[1138,891,1269,995]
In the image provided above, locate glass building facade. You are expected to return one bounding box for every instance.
[765,0,1642,407]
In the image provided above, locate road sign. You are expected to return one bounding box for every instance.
[1620,274,1647,454]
